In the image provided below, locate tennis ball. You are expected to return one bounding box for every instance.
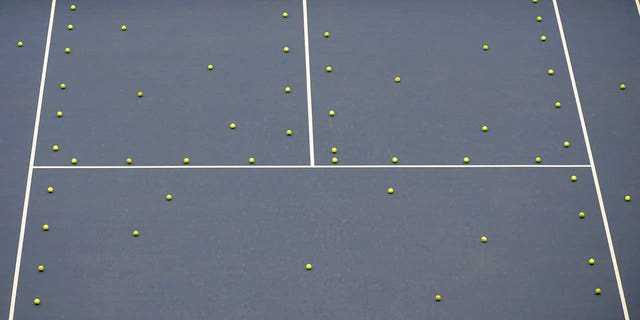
[435,295,441,301]
[332,157,338,164]
[564,141,570,148]
[387,188,394,194]
[548,69,554,75]
[33,298,41,305]
[306,263,312,270]
[121,25,127,31]
[625,195,631,202]
[283,46,289,53]
[537,16,542,22]
[286,129,293,136]
[482,125,488,132]
[535,157,542,163]
[285,86,291,93]
[331,147,337,154]
[326,66,332,72]
[391,157,398,163]
[595,288,601,295]
[60,83,66,89]
[620,84,626,90]
[52,145,59,151]
[17,41,23,47]
[137,91,143,97]
[395,76,401,83]
[70,4,76,10]
[64,47,71,53]
[38,265,45,272]
[132,230,139,237]
[571,175,577,182]
[67,24,74,30]
[540,35,547,41]
[126,158,132,164]
[183,157,190,164]
[589,258,595,265]
[282,12,288,18]
[249,157,255,164]
[481,236,488,243]
[71,158,78,164]
[324,31,330,37]
[166,194,173,201]
[47,187,54,193]
[555,101,561,108]
[482,44,489,50]
[463,157,470,163]
[57,111,63,117]
[208,64,214,70]
[42,224,49,231]
[229,123,236,129]
[329,110,335,117]
[579,211,585,218]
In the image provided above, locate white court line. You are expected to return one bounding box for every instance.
[302,0,316,166]
[9,0,57,319]
[33,164,591,170]
[553,1,630,319]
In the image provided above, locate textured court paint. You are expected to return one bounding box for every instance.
[14,169,621,319]
[307,0,588,165]
[558,0,640,317]
[34,0,309,166]
[0,0,52,318]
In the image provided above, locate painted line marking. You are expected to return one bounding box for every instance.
[9,0,57,319]
[553,1,629,319]
[33,164,591,170]
[302,0,315,166]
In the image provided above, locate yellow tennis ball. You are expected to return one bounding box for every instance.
[482,44,489,51]
[548,69,554,75]
[579,211,585,218]
[536,16,542,22]
[166,194,173,201]
[38,265,45,272]
[463,157,470,163]
[121,25,127,31]
[595,288,601,295]
[620,84,626,90]
[331,147,337,154]
[535,157,542,163]
[47,187,54,193]
[67,24,74,30]
[286,129,293,136]
[285,86,291,93]
[208,64,214,70]
[229,122,236,129]
[52,145,59,151]
[57,111,63,117]
[481,236,488,243]
[391,157,398,163]
[332,157,338,164]
[306,263,312,270]
[60,83,66,89]
[33,298,41,305]
[571,175,577,182]
[70,4,76,10]
[249,157,255,164]
[588,258,595,265]
[324,31,330,37]
[132,230,139,237]
[282,12,288,18]
[328,110,335,117]
[283,46,290,53]
[387,187,394,194]
[540,35,547,41]
[71,158,78,164]
[42,224,49,231]
[137,91,143,97]
[555,101,561,108]
[394,76,401,83]
[126,158,132,164]
[435,295,441,301]
[326,66,332,72]
[625,195,631,202]
[564,141,570,148]
[17,41,24,47]
[65,47,71,53]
